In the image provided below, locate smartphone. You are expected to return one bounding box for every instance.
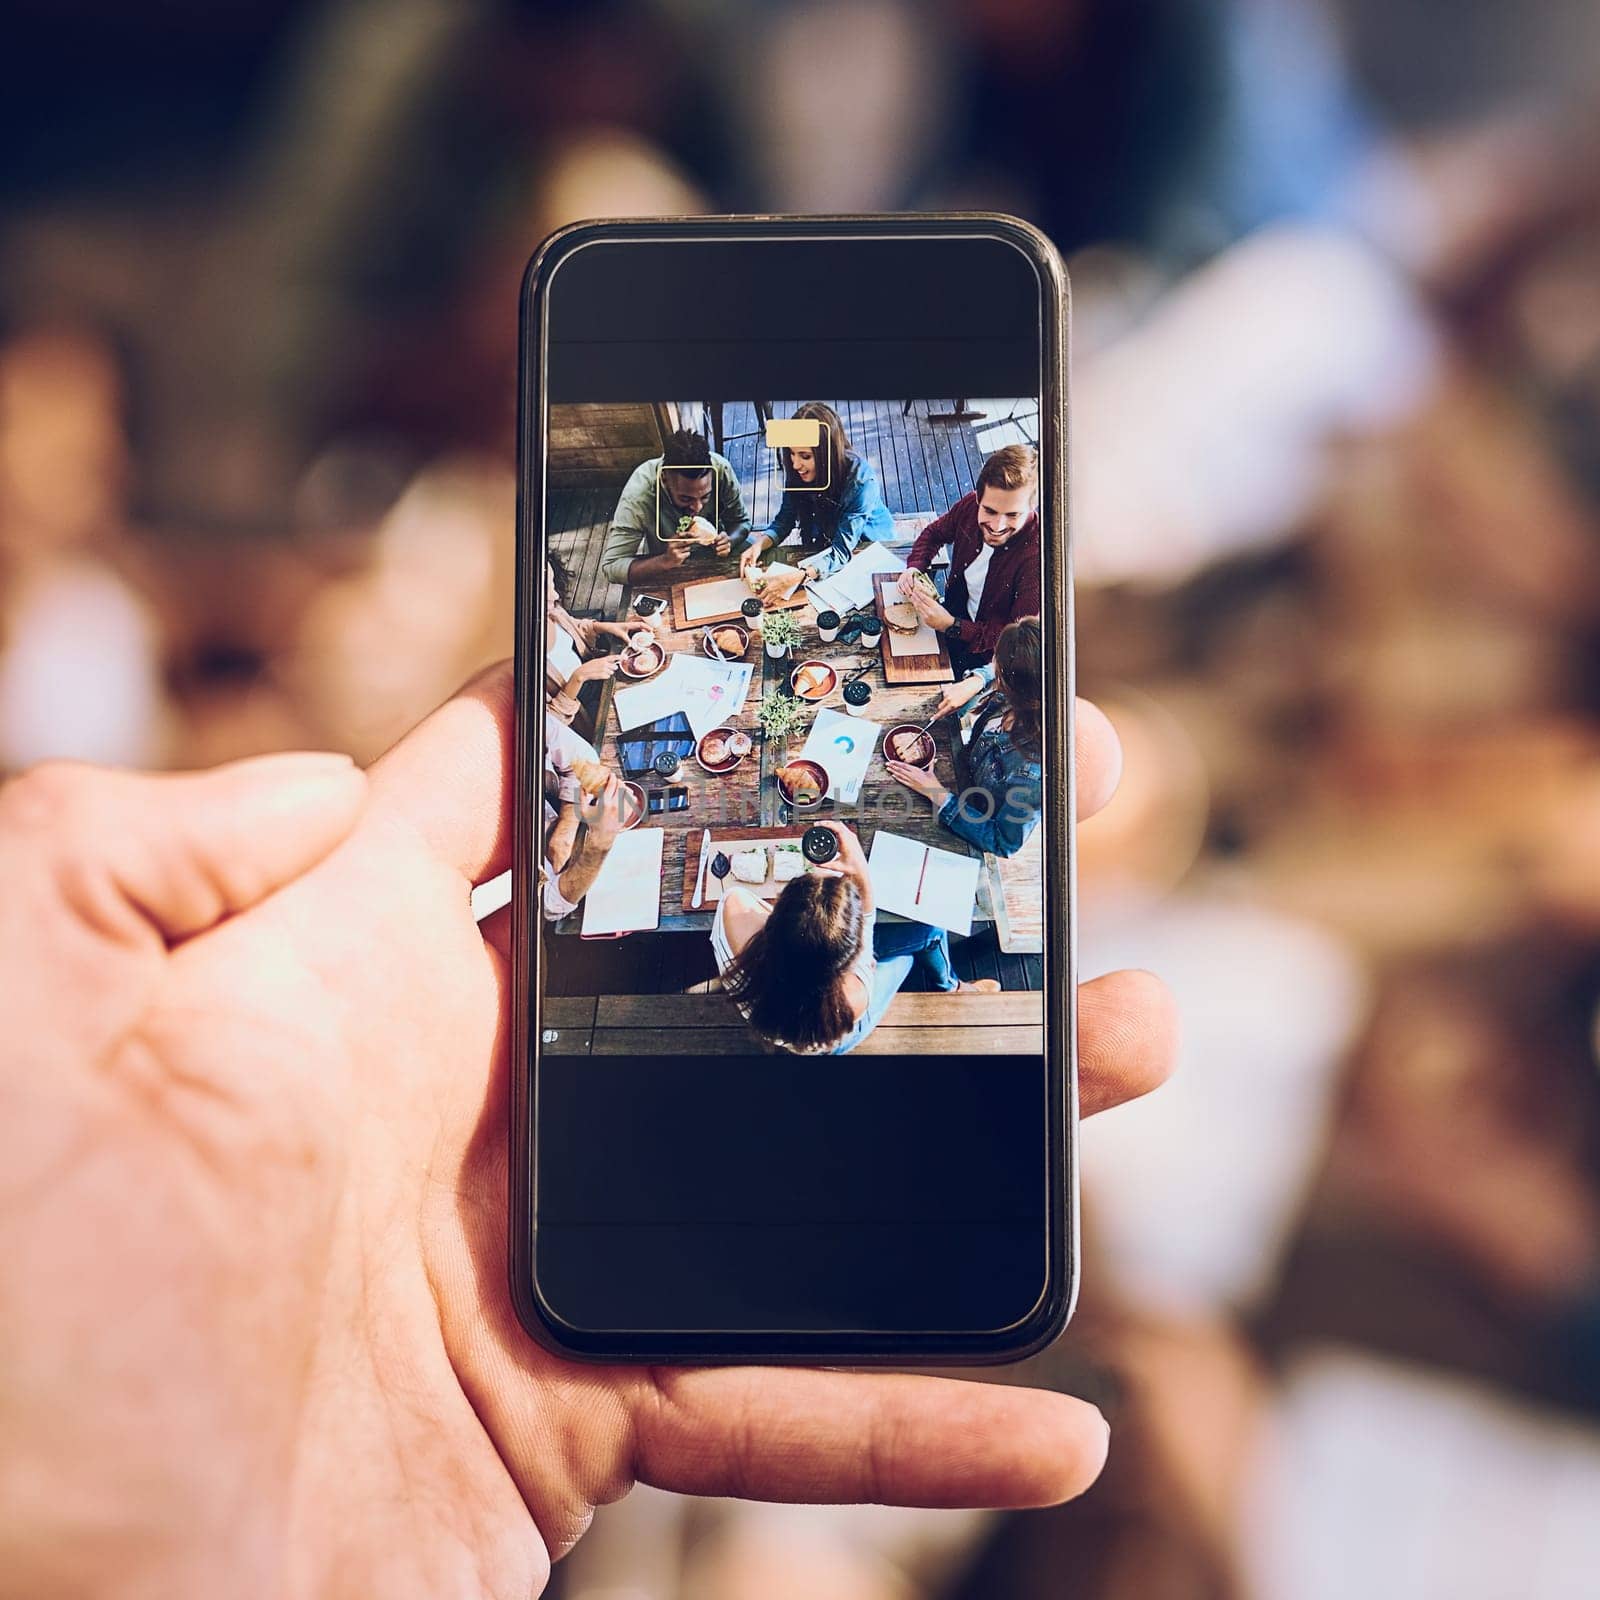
[512,215,1072,1363]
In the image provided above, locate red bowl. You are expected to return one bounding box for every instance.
[883,723,936,769]
[619,781,647,828]
[789,659,839,701]
[619,642,667,678]
[775,757,829,808]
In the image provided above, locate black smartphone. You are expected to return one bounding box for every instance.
[512,215,1072,1363]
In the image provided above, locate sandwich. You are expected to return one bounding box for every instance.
[761,562,806,602]
[881,595,920,633]
[887,729,929,763]
[908,568,938,596]
[730,847,769,884]
[700,731,730,766]
[773,844,807,881]
[676,514,720,546]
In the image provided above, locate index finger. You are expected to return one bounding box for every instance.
[366,661,514,883]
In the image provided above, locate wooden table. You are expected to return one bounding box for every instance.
[559,546,995,933]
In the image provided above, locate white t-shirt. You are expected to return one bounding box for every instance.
[545,711,600,803]
[963,541,996,619]
[547,620,582,683]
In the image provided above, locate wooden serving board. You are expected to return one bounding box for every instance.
[679,825,812,910]
[671,574,810,631]
[873,572,954,685]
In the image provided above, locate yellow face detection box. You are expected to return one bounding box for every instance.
[764,415,831,491]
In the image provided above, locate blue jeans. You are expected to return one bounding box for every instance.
[829,919,957,1055]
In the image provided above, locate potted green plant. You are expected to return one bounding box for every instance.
[761,609,802,660]
[756,689,806,749]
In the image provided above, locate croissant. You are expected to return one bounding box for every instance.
[569,755,610,797]
[777,763,822,804]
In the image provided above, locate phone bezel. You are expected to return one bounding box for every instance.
[510,214,1075,1363]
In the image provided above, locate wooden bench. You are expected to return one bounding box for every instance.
[540,991,1043,1056]
[988,827,1043,954]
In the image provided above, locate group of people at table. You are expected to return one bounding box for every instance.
[540,401,1046,1054]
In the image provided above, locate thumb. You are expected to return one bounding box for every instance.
[3,752,367,946]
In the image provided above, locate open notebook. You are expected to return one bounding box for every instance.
[867,829,980,936]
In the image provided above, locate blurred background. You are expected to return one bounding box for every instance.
[7,0,1600,1593]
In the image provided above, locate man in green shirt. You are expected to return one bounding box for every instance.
[599,427,752,587]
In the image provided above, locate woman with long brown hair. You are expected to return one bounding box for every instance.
[711,821,994,1054]
[887,616,1044,859]
[738,400,894,583]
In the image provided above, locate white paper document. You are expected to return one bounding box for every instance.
[611,653,752,740]
[611,654,688,732]
[804,542,905,615]
[799,707,880,804]
[581,827,664,935]
[682,576,753,623]
[670,654,753,739]
[867,829,980,936]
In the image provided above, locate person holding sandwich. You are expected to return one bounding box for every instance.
[600,427,752,586]
[739,401,894,584]
[895,443,1041,672]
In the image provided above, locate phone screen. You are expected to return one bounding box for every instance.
[518,221,1070,1359]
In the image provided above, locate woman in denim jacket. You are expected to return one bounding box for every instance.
[738,400,895,582]
[886,617,1044,859]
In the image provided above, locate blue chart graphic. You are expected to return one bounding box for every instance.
[832,731,857,755]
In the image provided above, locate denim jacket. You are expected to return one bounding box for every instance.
[763,451,895,578]
[937,689,1043,858]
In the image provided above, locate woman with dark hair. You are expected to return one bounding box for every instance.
[887,616,1044,859]
[738,401,894,583]
[711,821,994,1054]
[542,554,637,727]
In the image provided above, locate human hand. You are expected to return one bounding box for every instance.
[572,656,621,686]
[895,565,922,597]
[712,531,732,557]
[811,818,870,881]
[659,540,693,569]
[579,771,627,848]
[0,669,1173,1600]
[909,585,955,632]
[885,757,949,804]
[738,544,765,582]
[935,674,986,719]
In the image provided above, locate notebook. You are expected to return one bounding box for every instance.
[581,827,665,936]
[866,829,980,936]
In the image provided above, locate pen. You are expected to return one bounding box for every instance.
[914,845,929,906]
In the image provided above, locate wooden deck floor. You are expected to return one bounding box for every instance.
[547,397,1039,619]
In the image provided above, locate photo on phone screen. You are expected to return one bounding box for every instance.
[516,223,1069,1360]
